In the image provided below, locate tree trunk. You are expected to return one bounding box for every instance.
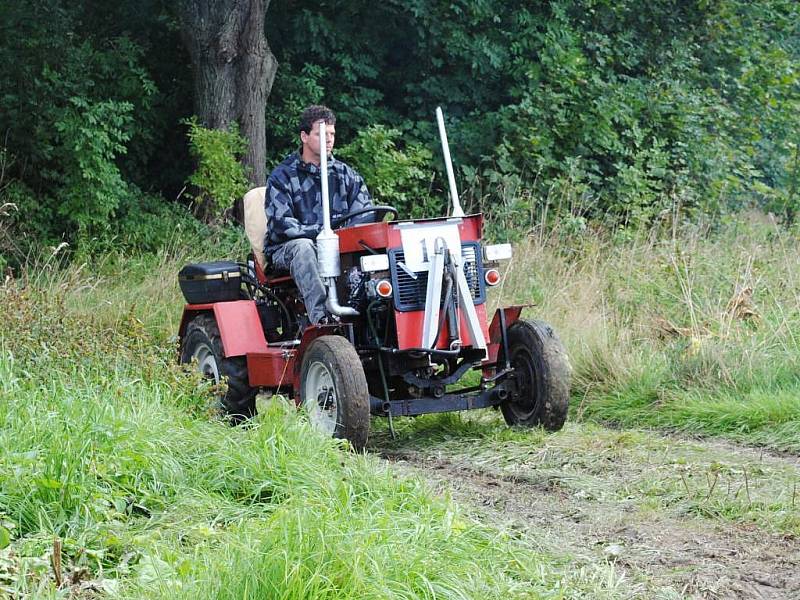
[179,0,278,220]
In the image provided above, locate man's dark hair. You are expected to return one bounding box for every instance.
[299,105,336,134]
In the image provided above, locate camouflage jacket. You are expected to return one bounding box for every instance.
[265,152,373,258]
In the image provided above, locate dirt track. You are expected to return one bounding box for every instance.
[372,424,800,599]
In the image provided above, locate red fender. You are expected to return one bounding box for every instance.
[179,300,268,357]
[485,305,529,364]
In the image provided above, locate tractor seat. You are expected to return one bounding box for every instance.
[243,187,293,286]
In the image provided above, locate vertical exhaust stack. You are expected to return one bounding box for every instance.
[316,120,359,318]
[436,106,465,218]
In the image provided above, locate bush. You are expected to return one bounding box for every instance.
[55,96,135,235]
[115,192,208,253]
[184,118,250,221]
[338,125,441,218]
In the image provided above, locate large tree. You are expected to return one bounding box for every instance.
[179,0,278,198]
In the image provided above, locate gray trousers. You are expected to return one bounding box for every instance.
[271,238,327,324]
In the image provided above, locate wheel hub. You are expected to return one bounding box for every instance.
[304,361,339,435]
[193,344,220,383]
[317,386,335,411]
[509,348,537,411]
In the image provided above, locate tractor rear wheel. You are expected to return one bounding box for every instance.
[500,319,571,431]
[299,336,370,451]
[180,314,257,423]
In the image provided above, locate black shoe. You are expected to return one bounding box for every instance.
[318,314,340,326]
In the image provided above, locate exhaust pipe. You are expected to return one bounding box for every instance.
[325,282,357,318]
[317,120,358,318]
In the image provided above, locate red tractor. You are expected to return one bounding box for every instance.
[177,112,570,450]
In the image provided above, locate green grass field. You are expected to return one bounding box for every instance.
[497,213,800,452]
[1,214,798,597]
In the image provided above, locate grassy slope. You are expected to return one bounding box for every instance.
[1,215,799,596]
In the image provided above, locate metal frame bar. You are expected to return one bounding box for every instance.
[369,388,504,417]
[421,242,446,348]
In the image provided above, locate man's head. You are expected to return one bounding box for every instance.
[299,105,336,165]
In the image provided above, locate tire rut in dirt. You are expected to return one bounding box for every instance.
[379,448,800,599]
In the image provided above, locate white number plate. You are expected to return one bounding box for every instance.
[398,220,462,272]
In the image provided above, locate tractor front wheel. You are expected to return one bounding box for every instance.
[299,336,370,451]
[180,314,257,423]
[500,319,571,431]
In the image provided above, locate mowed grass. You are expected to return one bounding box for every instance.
[493,213,800,452]
[372,414,800,537]
[0,246,623,598]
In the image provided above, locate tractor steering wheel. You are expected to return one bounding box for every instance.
[331,205,399,229]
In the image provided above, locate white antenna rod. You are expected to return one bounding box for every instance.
[436,106,465,217]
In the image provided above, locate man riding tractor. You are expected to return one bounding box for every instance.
[265,105,377,326]
[180,105,571,450]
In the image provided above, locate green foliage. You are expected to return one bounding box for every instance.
[0,0,167,252]
[184,118,250,221]
[268,0,800,225]
[115,193,208,253]
[54,97,135,234]
[264,63,326,164]
[337,125,440,218]
[2,0,800,257]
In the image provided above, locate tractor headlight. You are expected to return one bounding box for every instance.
[483,243,512,262]
[484,268,501,286]
[360,254,390,272]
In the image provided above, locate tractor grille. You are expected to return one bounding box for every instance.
[388,241,486,312]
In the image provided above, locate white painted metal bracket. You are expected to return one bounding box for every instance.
[453,253,487,356]
[421,241,446,348]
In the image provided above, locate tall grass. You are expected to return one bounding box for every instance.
[2,212,799,596]
[0,245,623,598]
[496,212,800,450]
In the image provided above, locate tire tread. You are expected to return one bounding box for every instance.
[180,313,257,422]
[500,319,571,431]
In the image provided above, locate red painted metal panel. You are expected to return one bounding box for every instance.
[337,214,484,255]
[337,222,390,253]
[386,214,482,249]
[245,328,342,392]
[395,303,490,350]
[212,300,268,356]
[395,310,425,348]
[483,305,528,366]
[488,305,525,344]
[246,349,296,389]
[457,214,482,242]
[472,303,491,346]
[178,305,214,348]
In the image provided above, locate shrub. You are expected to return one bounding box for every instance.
[55,96,135,236]
[338,125,441,218]
[184,118,250,221]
